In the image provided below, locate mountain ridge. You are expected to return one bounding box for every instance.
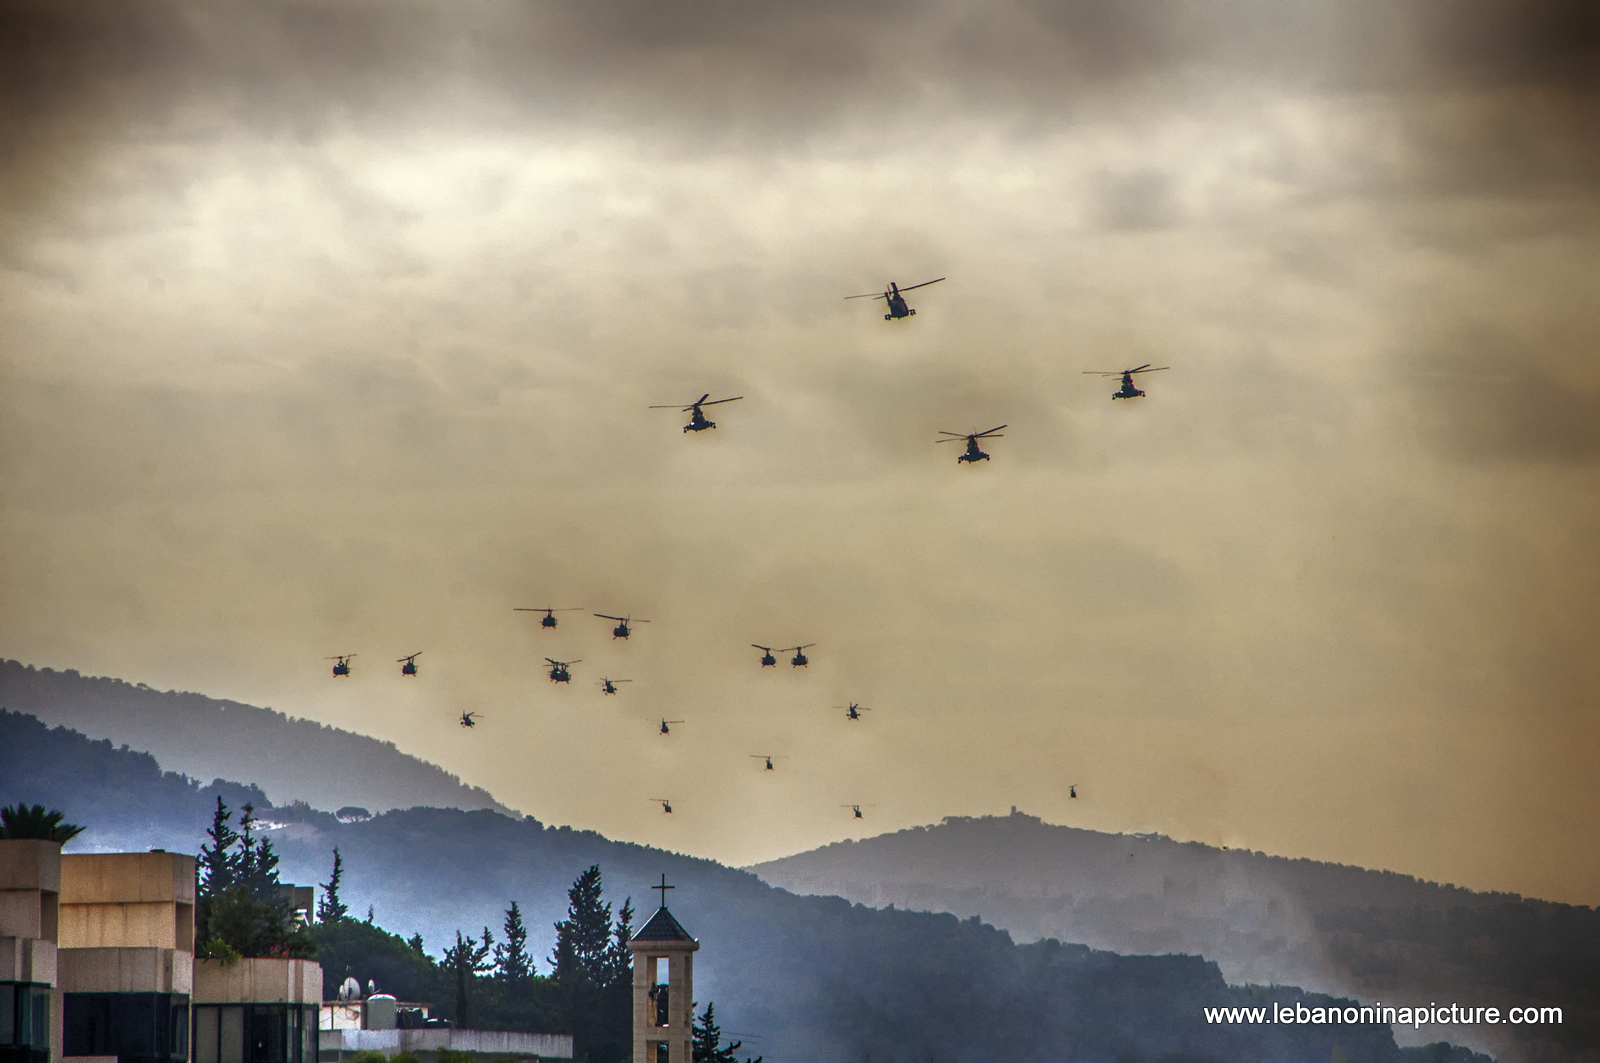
[748,810,1598,1063]
[0,659,512,816]
[2,707,1426,1063]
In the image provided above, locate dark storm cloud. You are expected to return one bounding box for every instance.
[3,0,1598,148]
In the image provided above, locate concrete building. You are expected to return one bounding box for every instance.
[57,851,197,1063]
[627,901,698,1063]
[0,840,63,1063]
[192,958,319,1063]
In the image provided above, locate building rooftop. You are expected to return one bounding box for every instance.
[631,907,694,943]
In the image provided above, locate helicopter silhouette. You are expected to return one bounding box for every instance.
[1084,364,1169,399]
[659,718,684,735]
[459,711,481,728]
[398,652,421,676]
[846,277,945,320]
[750,755,787,771]
[752,644,778,667]
[515,607,583,629]
[546,658,581,683]
[596,614,649,639]
[650,394,743,433]
[599,677,631,695]
[841,703,871,721]
[327,655,356,677]
[938,425,1006,463]
[785,644,815,668]
[1069,784,1078,799]
[652,798,673,814]
[842,803,877,819]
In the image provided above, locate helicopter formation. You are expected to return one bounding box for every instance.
[320,272,1115,828]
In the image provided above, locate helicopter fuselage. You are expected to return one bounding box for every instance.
[684,409,715,432]
[1112,373,1145,399]
[958,441,990,463]
[884,293,913,319]
[402,662,417,676]
[541,615,557,627]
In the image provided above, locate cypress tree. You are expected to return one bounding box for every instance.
[495,901,532,983]
[317,849,349,922]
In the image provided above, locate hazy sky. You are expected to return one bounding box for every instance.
[3,0,1598,905]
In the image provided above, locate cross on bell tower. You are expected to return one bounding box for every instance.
[628,874,700,1063]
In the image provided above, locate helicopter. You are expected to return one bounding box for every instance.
[937,425,1006,463]
[596,614,649,639]
[652,798,673,814]
[785,644,815,668]
[546,658,581,683]
[327,654,356,677]
[515,607,583,629]
[459,711,481,728]
[841,703,871,721]
[398,652,421,676]
[1084,364,1169,399]
[599,677,632,695]
[750,755,787,771]
[846,277,945,320]
[649,394,743,433]
[1069,784,1078,799]
[752,644,778,667]
[659,718,684,735]
[842,804,877,820]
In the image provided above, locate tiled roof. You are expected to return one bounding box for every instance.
[631,906,694,942]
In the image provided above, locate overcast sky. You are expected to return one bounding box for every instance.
[2,0,1597,905]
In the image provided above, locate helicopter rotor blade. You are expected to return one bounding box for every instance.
[974,425,1007,437]
[1081,371,1122,376]
[595,614,624,621]
[936,430,967,437]
[699,396,743,406]
[1130,365,1170,373]
[1130,364,1152,373]
[845,292,889,300]
[897,277,946,292]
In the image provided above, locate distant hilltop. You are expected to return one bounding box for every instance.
[0,659,514,816]
[749,808,1599,1063]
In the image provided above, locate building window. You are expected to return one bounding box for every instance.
[195,1003,316,1063]
[64,992,189,1063]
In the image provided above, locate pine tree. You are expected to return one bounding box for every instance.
[443,928,494,1028]
[495,901,532,983]
[692,1003,761,1063]
[551,865,612,988]
[606,897,633,991]
[198,796,240,896]
[316,849,349,922]
[193,800,313,960]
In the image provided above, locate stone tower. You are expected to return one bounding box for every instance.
[627,878,698,1063]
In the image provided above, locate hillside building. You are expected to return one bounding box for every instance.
[57,851,196,1063]
[192,957,319,1063]
[0,839,62,1063]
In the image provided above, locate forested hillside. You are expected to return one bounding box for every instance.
[4,709,1430,1063]
[0,660,509,814]
[750,811,1600,1063]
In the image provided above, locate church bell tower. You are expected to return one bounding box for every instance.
[628,875,699,1063]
